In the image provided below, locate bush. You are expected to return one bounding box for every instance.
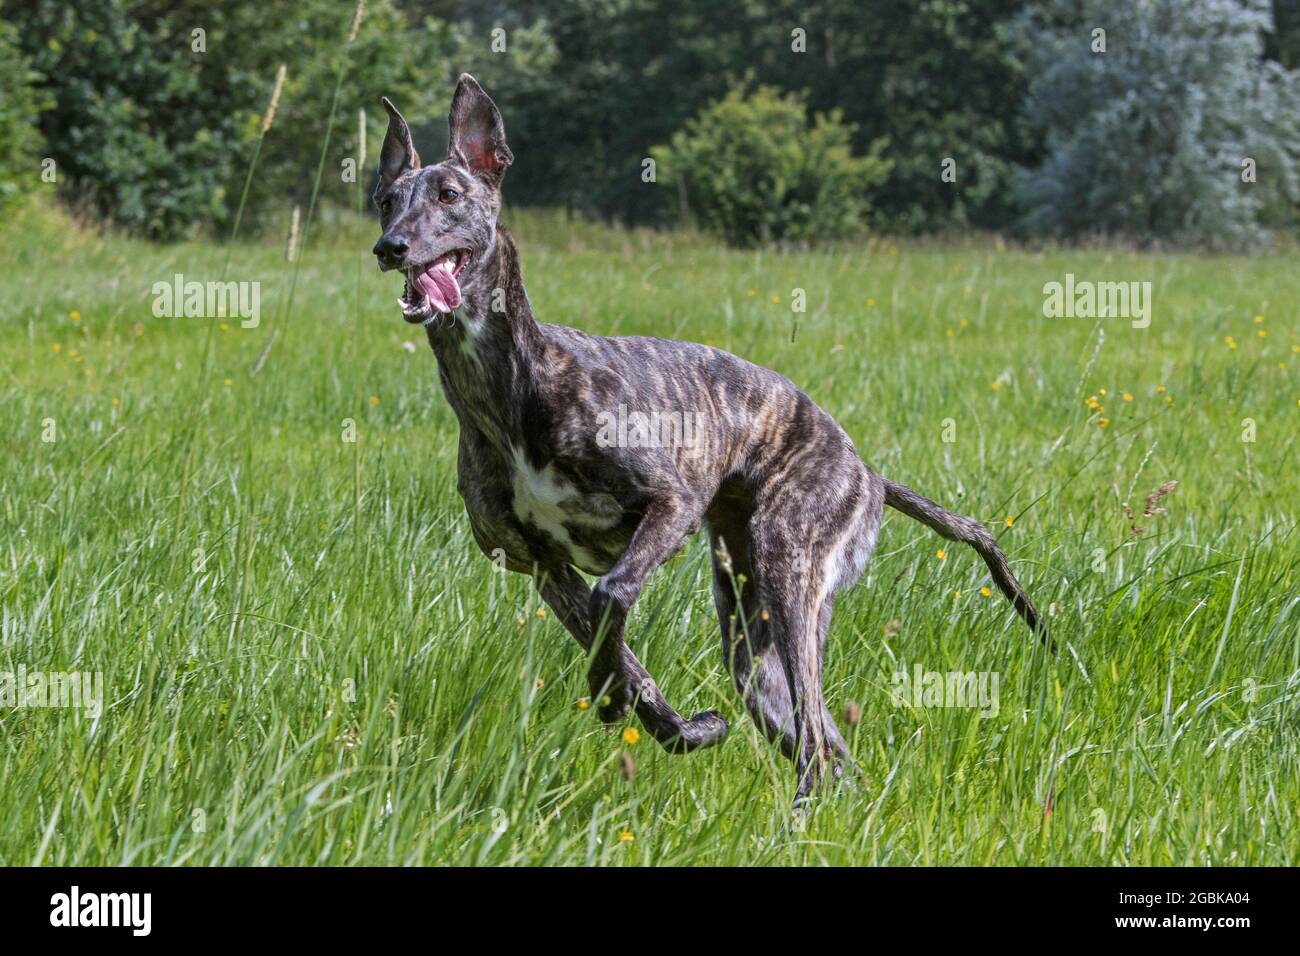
[1011,0,1300,248]
[0,20,47,215]
[653,86,891,247]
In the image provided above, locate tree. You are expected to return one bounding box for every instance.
[448,0,1034,233]
[0,19,47,214]
[1,0,450,239]
[1011,0,1300,247]
[1265,0,1300,67]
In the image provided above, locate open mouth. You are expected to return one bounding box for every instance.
[399,249,471,322]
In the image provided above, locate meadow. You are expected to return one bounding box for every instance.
[1,201,1297,865]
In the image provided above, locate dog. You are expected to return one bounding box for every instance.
[372,75,1046,799]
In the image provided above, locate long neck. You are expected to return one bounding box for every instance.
[425,226,543,447]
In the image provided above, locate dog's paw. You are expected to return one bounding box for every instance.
[677,710,728,751]
[596,686,632,724]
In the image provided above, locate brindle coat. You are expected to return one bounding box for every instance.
[373,75,1047,798]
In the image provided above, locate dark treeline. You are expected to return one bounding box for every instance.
[2,0,1298,246]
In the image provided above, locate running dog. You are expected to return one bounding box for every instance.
[372,75,1046,798]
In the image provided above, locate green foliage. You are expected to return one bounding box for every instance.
[1011,0,1300,247]
[835,0,1040,233]
[1265,0,1300,67]
[4,1,236,238]
[1,0,448,239]
[447,0,1034,234]
[0,20,47,214]
[5,0,1300,243]
[653,87,890,246]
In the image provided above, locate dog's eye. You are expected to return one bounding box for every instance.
[380,197,393,216]
[438,188,460,204]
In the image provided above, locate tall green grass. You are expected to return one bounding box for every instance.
[1,201,1297,864]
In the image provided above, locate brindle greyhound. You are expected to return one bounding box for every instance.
[372,75,1047,799]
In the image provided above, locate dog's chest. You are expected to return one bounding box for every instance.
[503,449,631,574]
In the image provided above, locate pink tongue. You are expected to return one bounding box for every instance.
[415,262,462,313]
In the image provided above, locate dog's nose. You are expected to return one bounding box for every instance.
[373,235,410,268]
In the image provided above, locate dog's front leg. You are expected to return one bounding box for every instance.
[587,498,704,724]
[537,564,727,752]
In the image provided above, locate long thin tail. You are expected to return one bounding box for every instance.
[882,478,1050,646]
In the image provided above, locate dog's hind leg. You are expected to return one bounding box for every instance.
[709,525,798,759]
[806,600,857,780]
[715,521,834,800]
[536,564,727,753]
[749,461,882,801]
[812,595,856,777]
[709,523,854,775]
[770,586,829,803]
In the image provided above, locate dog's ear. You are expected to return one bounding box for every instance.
[447,74,512,187]
[378,96,420,190]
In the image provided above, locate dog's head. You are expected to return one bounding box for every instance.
[372,74,513,323]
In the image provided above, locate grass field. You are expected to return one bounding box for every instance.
[1,200,1297,866]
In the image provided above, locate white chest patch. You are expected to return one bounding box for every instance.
[509,449,623,571]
